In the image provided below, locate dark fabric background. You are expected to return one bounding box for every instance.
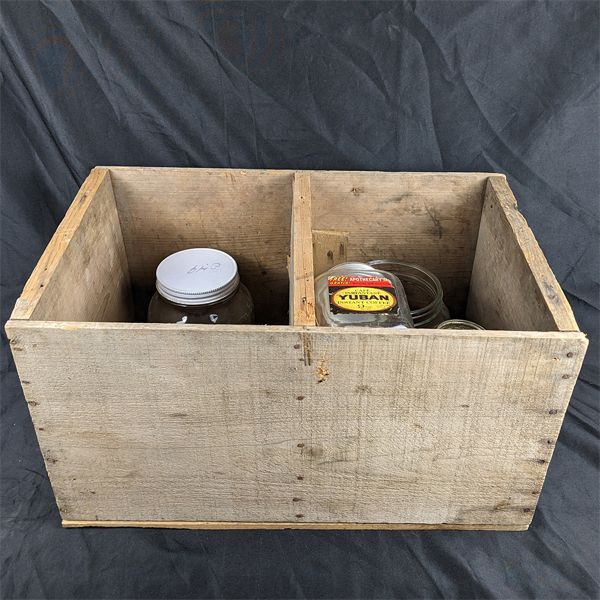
[1,2,598,598]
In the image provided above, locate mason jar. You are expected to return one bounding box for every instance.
[437,319,484,330]
[367,260,450,328]
[147,248,254,325]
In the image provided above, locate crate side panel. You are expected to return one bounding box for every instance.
[110,168,293,325]
[310,172,488,316]
[6,323,586,526]
[11,169,132,322]
[467,177,579,331]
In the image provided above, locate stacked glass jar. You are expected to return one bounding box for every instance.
[367,260,450,328]
[314,258,485,330]
[314,262,414,328]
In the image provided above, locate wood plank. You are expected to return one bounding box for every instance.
[10,168,132,322]
[62,519,529,531]
[309,171,490,316]
[466,176,580,332]
[289,172,316,326]
[108,167,293,325]
[312,229,349,277]
[6,320,586,527]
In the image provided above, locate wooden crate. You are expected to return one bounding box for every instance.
[6,168,587,531]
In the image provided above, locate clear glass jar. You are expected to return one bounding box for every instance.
[315,262,413,328]
[367,260,450,328]
[147,248,254,324]
[437,319,484,330]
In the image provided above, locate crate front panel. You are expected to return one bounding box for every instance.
[9,323,585,527]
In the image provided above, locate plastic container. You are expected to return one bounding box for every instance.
[147,248,254,324]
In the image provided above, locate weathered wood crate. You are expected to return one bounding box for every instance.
[6,168,587,530]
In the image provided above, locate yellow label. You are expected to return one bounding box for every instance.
[331,286,397,312]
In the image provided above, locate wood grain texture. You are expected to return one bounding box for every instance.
[312,229,349,277]
[289,172,316,326]
[108,167,293,324]
[10,168,132,322]
[309,171,490,316]
[62,519,529,531]
[466,177,579,332]
[6,321,586,527]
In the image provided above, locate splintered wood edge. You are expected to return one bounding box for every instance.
[290,172,316,326]
[486,176,579,332]
[10,168,111,321]
[62,520,530,531]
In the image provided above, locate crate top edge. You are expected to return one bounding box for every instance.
[5,319,587,342]
[97,166,505,178]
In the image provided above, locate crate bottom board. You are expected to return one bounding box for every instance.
[62,520,529,531]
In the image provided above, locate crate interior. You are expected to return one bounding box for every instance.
[110,168,293,324]
[20,168,573,332]
[309,171,485,318]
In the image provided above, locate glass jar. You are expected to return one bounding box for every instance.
[437,319,484,330]
[147,248,254,324]
[315,262,413,328]
[367,260,450,328]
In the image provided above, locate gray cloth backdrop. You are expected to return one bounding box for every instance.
[1,2,598,598]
